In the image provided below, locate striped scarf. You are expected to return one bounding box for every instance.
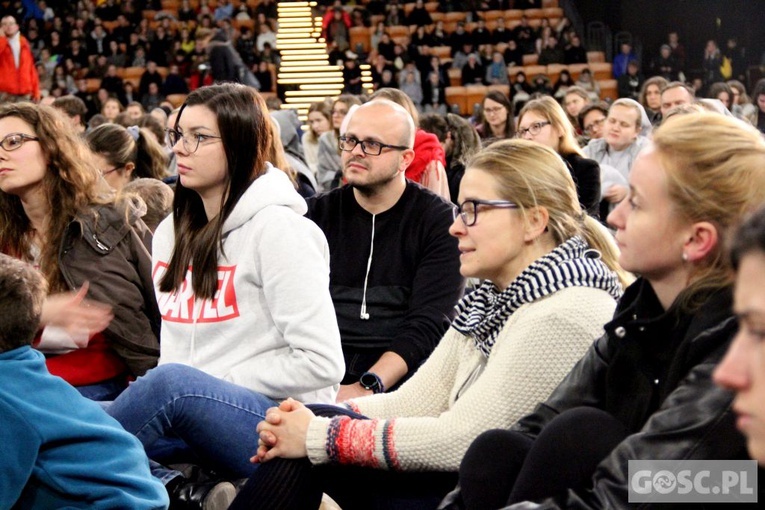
[452,236,623,358]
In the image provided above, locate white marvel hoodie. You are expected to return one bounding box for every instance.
[153,166,344,403]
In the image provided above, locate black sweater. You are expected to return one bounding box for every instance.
[306,182,465,373]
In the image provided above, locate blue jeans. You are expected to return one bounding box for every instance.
[107,363,277,478]
[76,377,127,401]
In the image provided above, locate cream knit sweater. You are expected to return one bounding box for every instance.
[305,286,617,472]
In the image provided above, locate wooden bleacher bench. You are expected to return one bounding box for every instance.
[447,67,461,87]
[232,18,256,31]
[598,79,618,101]
[444,11,467,23]
[524,8,544,19]
[504,9,524,20]
[483,10,504,21]
[430,45,451,59]
[487,83,510,97]
[465,84,487,112]
[429,12,444,23]
[349,26,371,53]
[445,86,467,115]
[523,64,547,80]
[545,63,567,84]
[542,7,563,19]
[567,62,590,81]
[589,62,613,80]
[166,93,188,108]
[587,51,606,63]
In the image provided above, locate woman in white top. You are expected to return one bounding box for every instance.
[105,84,344,504]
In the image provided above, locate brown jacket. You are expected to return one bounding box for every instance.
[58,201,161,377]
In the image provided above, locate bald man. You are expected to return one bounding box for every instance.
[305,100,465,402]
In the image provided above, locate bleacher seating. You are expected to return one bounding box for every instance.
[350,26,371,53]
[38,0,628,125]
[445,86,468,115]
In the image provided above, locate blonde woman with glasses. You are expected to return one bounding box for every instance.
[517,96,601,217]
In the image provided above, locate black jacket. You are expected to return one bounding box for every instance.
[510,279,753,508]
[561,152,601,219]
[59,201,161,378]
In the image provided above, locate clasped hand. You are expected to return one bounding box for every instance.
[251,398,315,464]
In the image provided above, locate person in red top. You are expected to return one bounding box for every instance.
[370,88,450,200]
[0,103,160,401]
[0,16,39,102]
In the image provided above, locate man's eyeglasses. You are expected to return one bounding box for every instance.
[453,199,519,227]
[583,117,606,135]
[166,129,222,154]
[0,133,39,151]
[516,121,551,138]
[338,136,410,156]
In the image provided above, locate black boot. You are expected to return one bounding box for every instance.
[168,475,237,510]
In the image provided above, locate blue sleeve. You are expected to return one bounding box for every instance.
[0,400,42,508]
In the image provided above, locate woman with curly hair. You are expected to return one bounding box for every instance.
[0,103,160,400]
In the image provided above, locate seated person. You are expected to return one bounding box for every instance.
[105,84,345,509]
[0,254,168,510]
[583,98,649,213]
[306,99,464,402]
[229,139,627,510]
[714,205,765,467]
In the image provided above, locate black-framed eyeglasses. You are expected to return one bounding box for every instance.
[453,199,519,226]
[338,136,410,156]
[0,133,39,151]
[583,117,606,135]
[516,121,551,138]
[166,129,222,154]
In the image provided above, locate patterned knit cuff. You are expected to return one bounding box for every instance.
[320,415,399,470]
[306,416,332,465]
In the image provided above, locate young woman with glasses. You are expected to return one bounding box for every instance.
[0,103,161,401]
[517,96,601,218]
[85,123,169,193]
[316,94,362,191]
[227,139,627,509]
[478,90,515,144]
[104,83,344,507]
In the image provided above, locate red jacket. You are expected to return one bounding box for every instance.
[0,35,40,99]
[406,129,446,183]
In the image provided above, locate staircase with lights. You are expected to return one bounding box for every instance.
[276,1,372,119]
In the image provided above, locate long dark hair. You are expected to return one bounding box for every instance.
[159,83,271,299]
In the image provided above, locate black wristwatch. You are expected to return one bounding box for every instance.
[359,372,385,394]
